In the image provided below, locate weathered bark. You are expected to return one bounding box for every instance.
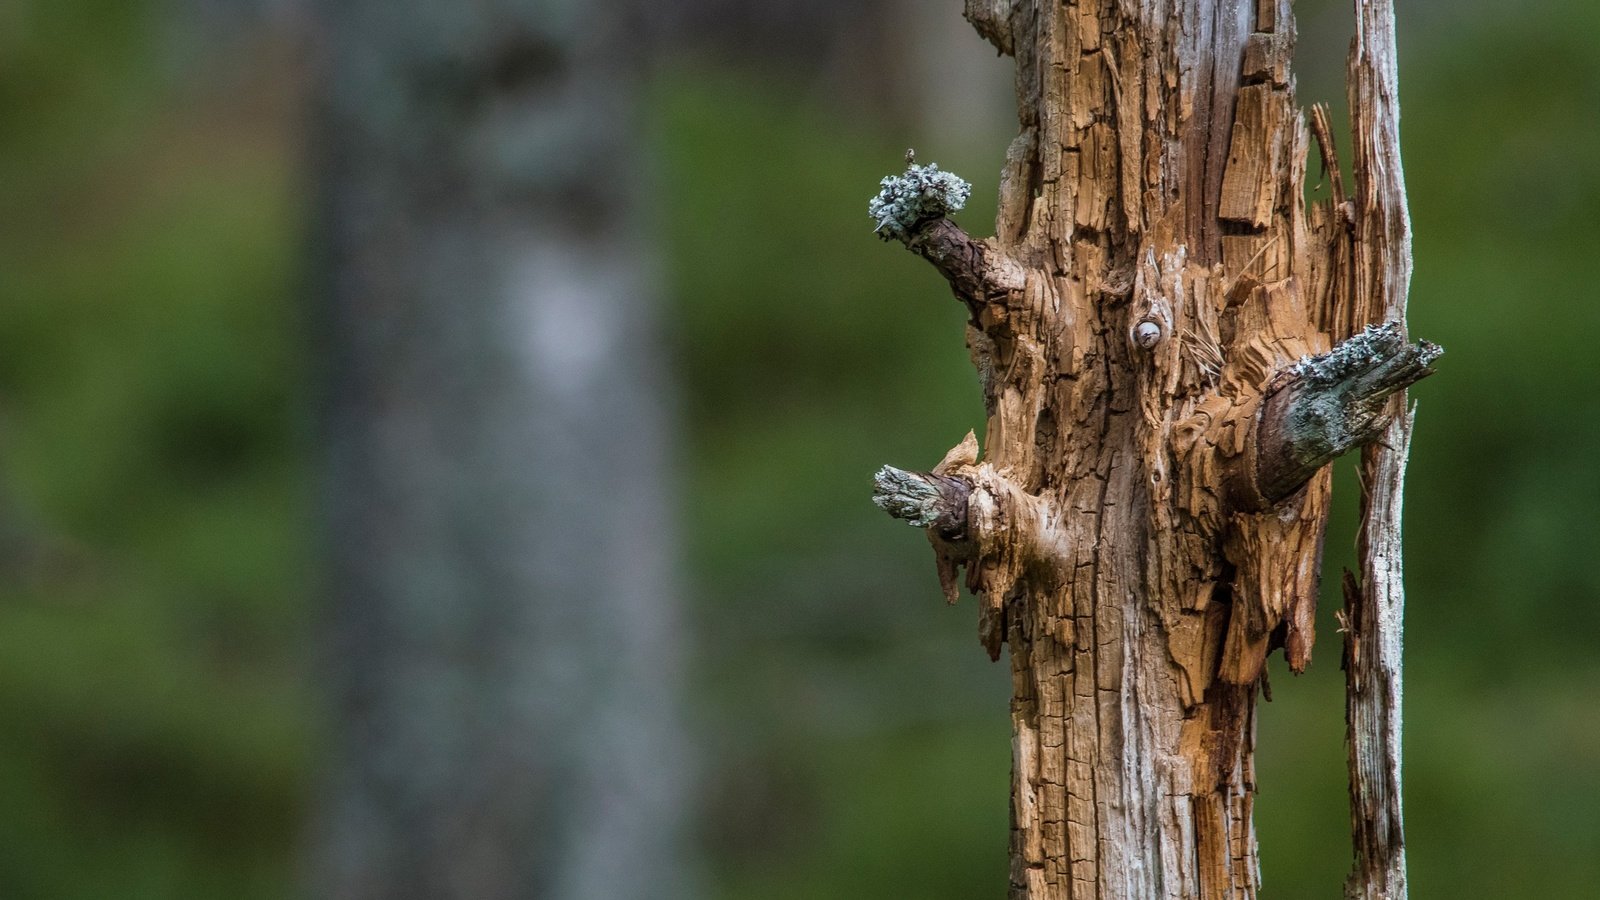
[870,1,1434,897]
[309,4,691,899]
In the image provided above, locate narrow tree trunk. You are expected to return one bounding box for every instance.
[870,1,1435,897]
[1341,2,1413,896]
[309,4,690,899]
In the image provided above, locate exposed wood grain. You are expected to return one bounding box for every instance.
[1343,0,1414,896]
[1219,84,1284,228]
[869,1,1431,896]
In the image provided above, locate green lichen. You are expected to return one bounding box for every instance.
[868,161,971,242]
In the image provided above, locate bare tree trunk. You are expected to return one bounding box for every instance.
[1340,2,1413,896]
[308,4,691,899]
[870,1,1434,897]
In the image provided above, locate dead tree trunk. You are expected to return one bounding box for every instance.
[1340,3,1414,896]
[870,1,1435,897]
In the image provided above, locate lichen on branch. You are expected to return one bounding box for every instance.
[872,466,970,535]
[1252,322,1442,503]
[868,160,972,241]
[867,159,1023,311]
[1291,322,1439,387]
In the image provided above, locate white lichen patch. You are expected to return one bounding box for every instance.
[1293,322,1401,384]
[1291,322,1445,387]
[868,162,971,241]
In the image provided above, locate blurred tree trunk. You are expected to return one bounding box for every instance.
[308,4,690,899]
[871,1,1432,897]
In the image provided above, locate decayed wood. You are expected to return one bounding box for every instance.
[1342,1,1414,897]
[867,1,1434,897]
[1341,411,1412,900]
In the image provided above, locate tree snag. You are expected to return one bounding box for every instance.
[869,1,1436,897]
[1340,2,1416,897]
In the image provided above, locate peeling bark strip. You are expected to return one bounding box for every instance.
[867,1,1436,897]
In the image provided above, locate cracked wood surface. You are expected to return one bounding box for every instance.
[873,1,1433,897]
[1342,1,1413,897]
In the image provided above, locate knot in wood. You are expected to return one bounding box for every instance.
[1133,319,1164,349]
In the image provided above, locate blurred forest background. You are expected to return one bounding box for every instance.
[1,0,1597,897]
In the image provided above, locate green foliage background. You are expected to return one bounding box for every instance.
[1,1,1596,897]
